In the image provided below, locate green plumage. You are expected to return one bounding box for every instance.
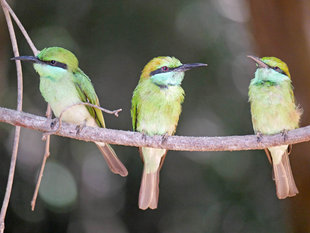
[73,68,105,127]
[35,50,104,128]
[249,68,299,134]
[131,56,207,209]
[15,47,127,177]
[132,78,184,136]
[248,56,301,199]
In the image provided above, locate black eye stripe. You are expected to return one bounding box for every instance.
[150,66,177,76]
[40,59,67,69]
[49,61,67,69]
[272,66,286,75]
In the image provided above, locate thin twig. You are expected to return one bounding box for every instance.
[0,1,23,232]
[0,0,48,212]
[73,102,122,117]
[43,102,122,136]
[1,0,38,55]
[31,105,52,211]
[1,107,310,152]
[31,102,121,209]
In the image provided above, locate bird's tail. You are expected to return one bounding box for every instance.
[139,147,166,210]
[269,146,298,199]
[139,168,160,210]
[95,142,128,177]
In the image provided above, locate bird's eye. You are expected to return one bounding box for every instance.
[50,60,56,65]
[273,66,286,75]
[161,66,169,71]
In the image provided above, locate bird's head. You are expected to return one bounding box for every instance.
[12,47,79,76]
[248,55,291,79]
[140,56,207,87]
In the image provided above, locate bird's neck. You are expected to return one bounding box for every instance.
[150,72,184,87]
[251,68,290,86]
[138,79,184,104]
[143,78,181,91]
[34,63,70,81]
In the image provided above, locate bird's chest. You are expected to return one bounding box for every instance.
[137,86,184,136]
[249,83,297,133]
[39,75,88,123]
[252,83,285,105]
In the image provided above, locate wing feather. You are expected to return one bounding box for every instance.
[73,68,105,127]
[131,89,138,131]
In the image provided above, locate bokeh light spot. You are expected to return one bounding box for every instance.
[39,160,77,212]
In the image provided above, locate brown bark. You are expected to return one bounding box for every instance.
[248,1,310,232]
[1,107,310,152]
[0,8,8,98]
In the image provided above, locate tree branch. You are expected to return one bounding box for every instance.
[1,106,310,152]
[0,0,24,231]
[0,0,38,55]
[31,105,51,211]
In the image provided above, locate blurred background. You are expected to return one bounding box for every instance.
[1,0,310,232]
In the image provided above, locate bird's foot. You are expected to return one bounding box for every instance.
[76,121,87,135]
[256,131,263,143]
[281,129,288,142]
[141,131,147,142]
[50,118,59,129]
[161,133,169,144]
[42,117,61,140]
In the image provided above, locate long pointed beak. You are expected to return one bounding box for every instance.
[11,56,41,63]
[174,63,208,72]
[247,55,269,68]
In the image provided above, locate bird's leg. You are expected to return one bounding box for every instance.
[141,131,147,142]
[76,120,87,135]
[42,117,62,138]
[256,131,263,143]
[161,133,169,144]
[50,118,59,129]
[281,129,289,142]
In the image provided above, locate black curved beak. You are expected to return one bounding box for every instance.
[174,63,208,72]
[247,55,268,68]
[11,56,42,64]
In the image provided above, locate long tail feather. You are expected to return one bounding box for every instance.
[271,148,298,199]
[139,169,159,210]
[95,142,128,177]
[138,147,166,210]
[281,150,298,197]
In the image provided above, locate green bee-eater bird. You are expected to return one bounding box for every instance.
[12,47,128,177]
[131,56,207,209]
[248,55,302,199]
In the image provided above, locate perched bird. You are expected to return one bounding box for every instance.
[131,56,207,209]
[248,55,302,199]
[13,47,128,177]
